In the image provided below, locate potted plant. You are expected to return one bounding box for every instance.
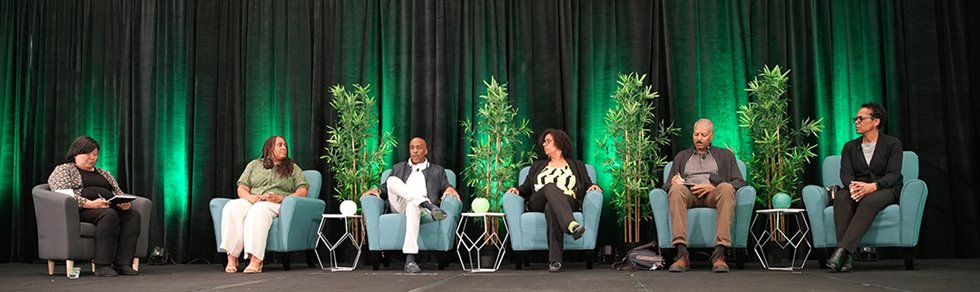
[737,65,822,241]
[321,83,397,243]
[460,77,536,242]
[596,72,679,244]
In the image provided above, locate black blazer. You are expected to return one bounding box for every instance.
[840,133,904,194]
[514,159,594,206]
[662,146,746,191]
[379,160,453,206]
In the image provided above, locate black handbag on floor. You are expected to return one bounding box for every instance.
[612,241,666,271]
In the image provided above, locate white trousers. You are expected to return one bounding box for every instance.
[386,176,430,254]
[219,199,281,260]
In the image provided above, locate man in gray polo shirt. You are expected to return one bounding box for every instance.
[663,118,745,273]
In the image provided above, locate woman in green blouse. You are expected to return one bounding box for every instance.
[507,129,602,272]
[219,136,308,274]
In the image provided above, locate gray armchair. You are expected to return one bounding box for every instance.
[32,184,152,276]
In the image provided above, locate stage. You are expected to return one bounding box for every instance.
[2,258,976,291]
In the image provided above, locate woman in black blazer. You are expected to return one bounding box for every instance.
[828,103,904,272]
[507,129,601,272]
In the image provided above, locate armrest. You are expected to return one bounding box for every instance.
[899,179,928,246]
[801,185,830,246]
[439,197,462,222]
[581,191,603,225]
[502,192,525,248]
[580,190,603,247]
[277,196,327,250]
[32,187,81,259]
[360,195,385,249]
[648,189,671,249]
[732,186,757,247]
[436,197,463,240]
[209,198,232,252]
[128,196,153,257]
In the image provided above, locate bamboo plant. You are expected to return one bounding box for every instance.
[321,83,397,204]
[460,77,535,244]
[461,77,536,215]
[737,65,822,240]
[596,72,679,244]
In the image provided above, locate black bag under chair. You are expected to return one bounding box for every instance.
[612,241,666,271]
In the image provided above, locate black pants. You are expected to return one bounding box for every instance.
[527,184,580,262]
[79,208,141,265]
[833,188,896,253]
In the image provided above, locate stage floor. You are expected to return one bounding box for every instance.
[2,258,976,291]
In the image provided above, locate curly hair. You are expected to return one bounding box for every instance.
[539,128,574,159]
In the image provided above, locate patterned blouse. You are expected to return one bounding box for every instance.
[536,165,577,198]
[48,163,124,208]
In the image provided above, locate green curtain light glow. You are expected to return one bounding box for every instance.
[2,0,975,262]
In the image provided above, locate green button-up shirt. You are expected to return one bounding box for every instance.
[237,159,309,197]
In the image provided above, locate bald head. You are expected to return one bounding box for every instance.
[694,119,714,133]
[409,137,428,164]
[692,118,714,152]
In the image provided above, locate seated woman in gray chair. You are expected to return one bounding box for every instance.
[828,103,904,272]
[507,129,601,272]
[220,136,308,274]
[47,136,140,277]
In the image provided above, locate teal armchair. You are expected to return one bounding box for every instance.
[361,169,461,270]
[802,151,928,270]
[502,164,603,269]
[649,159,756,269]
[210,170,325,270]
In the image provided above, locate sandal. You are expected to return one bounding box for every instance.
[243,262,263,274]
[225,257,239,273]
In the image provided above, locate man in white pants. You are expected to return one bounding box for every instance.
[362,137,459,273]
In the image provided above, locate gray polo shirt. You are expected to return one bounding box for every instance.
[683,151,718,185]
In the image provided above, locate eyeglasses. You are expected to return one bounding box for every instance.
[853,115,875,123]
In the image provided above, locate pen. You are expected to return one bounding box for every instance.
[97,194,110,207]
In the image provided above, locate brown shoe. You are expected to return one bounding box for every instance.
[669,252,689,272]
[711,251,729,273]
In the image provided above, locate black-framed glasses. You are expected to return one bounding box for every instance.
[853,115,875,123]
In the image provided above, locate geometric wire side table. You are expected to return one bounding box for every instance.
[315,214,364,272]
[750,208,812,272]
[455,212,508,273]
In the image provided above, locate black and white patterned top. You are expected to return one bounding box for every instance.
[47,163,124,208]
[535,165,577,198]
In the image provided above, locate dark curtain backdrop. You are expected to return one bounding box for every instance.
[1,0,977,263]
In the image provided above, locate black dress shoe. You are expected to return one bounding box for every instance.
[114,264,139,275]
[826,247,852,272]
[95,265,118,277]
[571,225,585,240]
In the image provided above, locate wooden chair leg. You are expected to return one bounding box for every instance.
[584,251,593,269]
[305,250,317,268]
[282,252,293,271]
[48,260,55,275]
[438,251,449,270]
[904,247,915,270]
[735,248,746,270]
[817,248,829,269]
[65,260,75,277]
[514,251,522,270]
[371,251,380,270]
[133,257,140,271]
